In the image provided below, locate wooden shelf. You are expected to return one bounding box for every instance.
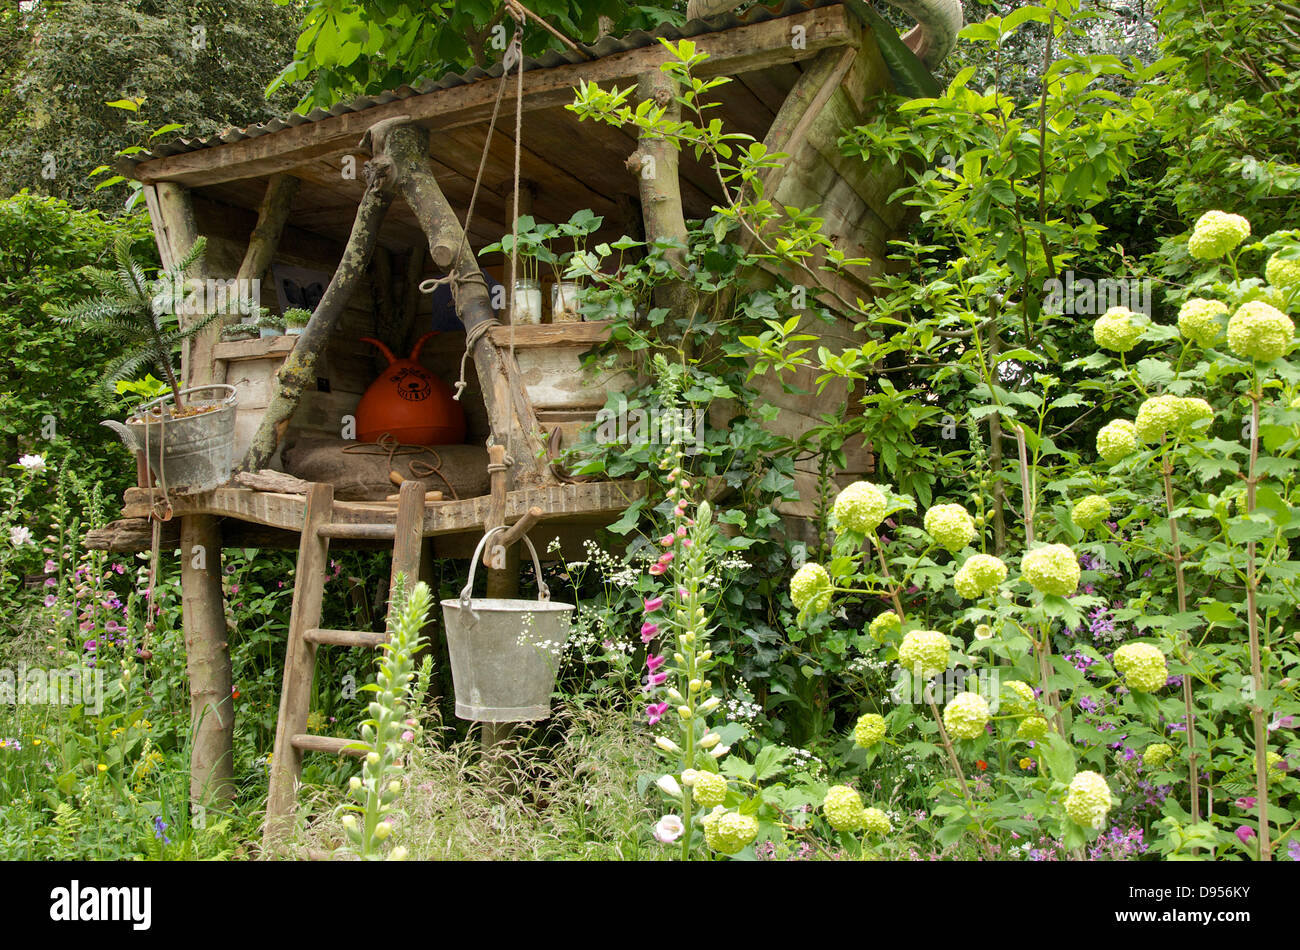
[213,334,298,362]
[487,320,613,349]
[121,479,644,537]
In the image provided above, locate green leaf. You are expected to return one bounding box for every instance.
[753,745,794,781]
[604,498,645,535]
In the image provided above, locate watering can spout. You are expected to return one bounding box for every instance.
[101,419,141,452]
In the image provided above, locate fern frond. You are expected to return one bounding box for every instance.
[49,295,130,326]
[169,235,208,279]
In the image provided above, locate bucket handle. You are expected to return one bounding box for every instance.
[460,525,549,612]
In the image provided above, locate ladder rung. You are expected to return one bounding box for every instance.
[317,522,397,540]
[290,734,366,757]
[305,628,387,648]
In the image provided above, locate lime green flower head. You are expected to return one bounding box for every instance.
[1177,298,1228,346]
[1173,397,1213,427]
[1021,544,1081,597]
[853,713,887,749]
[1227,300,1294,362]
[1266,253,1300,292]
[702,807,759,855]
[823,784,867,832]
[1064,770,1113,830]
[1135,395,1182,443]
[862,807,892,836]
[790,563,832,613]
[943,691,991,740]
[1093,306,1145,353]
[953,553,1007,600]
[898,629,951,679]
[692,771,729,809]
[1187,210,1250,260]
[869,610,901,641]
[1000,680,1037,717]
[1267,751,1288,786]
[1143,743,1174,769]
[1097,419,1138,465]
[1018,715,1049,740]
[1072,495,1112,531]
[833,481,888,534]
[1113,642,1168,693]
[924,503,977,552]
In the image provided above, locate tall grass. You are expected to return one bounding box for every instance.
[293,696,665,861]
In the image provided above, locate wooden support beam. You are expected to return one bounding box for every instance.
[143,183,241,812]
[371,118,549,483]
[212,176,300,385]
[147,182,205,385]
[121,479,647,533]
[389,479,425,607]
[129,6,858,189]
[240,155,396,472]
[180,515,235,805]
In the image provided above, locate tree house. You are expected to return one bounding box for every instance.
[83,0,956,839]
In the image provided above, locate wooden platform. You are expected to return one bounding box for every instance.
[117,479,643,537]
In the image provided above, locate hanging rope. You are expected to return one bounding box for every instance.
[422,9,527,403]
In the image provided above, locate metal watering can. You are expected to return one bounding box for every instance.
[101,384,238,495]
[440,526,574,722]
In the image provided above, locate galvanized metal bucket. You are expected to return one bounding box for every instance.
[441,526,574,723]
[104,384,238,495]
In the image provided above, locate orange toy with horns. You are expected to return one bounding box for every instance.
[355,332,466,445]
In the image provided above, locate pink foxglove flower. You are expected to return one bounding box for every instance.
[640,622,659,643]
[649,563,665,576]
[646,701,669,725]
[1235,826,1256,846]
[644,597,664,612]
[646,653,666,672]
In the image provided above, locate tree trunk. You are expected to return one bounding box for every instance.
[628,71,699,328]
[240,157,396,471]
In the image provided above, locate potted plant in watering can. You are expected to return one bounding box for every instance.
[48,235,240,495]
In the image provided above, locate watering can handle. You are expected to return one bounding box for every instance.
[460,525,549,610]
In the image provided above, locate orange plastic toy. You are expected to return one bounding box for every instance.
[355,332,466,445]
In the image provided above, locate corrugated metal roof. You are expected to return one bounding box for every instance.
[141,0,850,162]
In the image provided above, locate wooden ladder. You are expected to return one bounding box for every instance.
[262,478,426,851]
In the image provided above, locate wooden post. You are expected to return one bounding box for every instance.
[389,479,424,608]
[146,181,241,811]
[180,515,235,804]
[215,173,300,385]
[149,182,204,383]
[241,157,396,471]
[628,71,700,325]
